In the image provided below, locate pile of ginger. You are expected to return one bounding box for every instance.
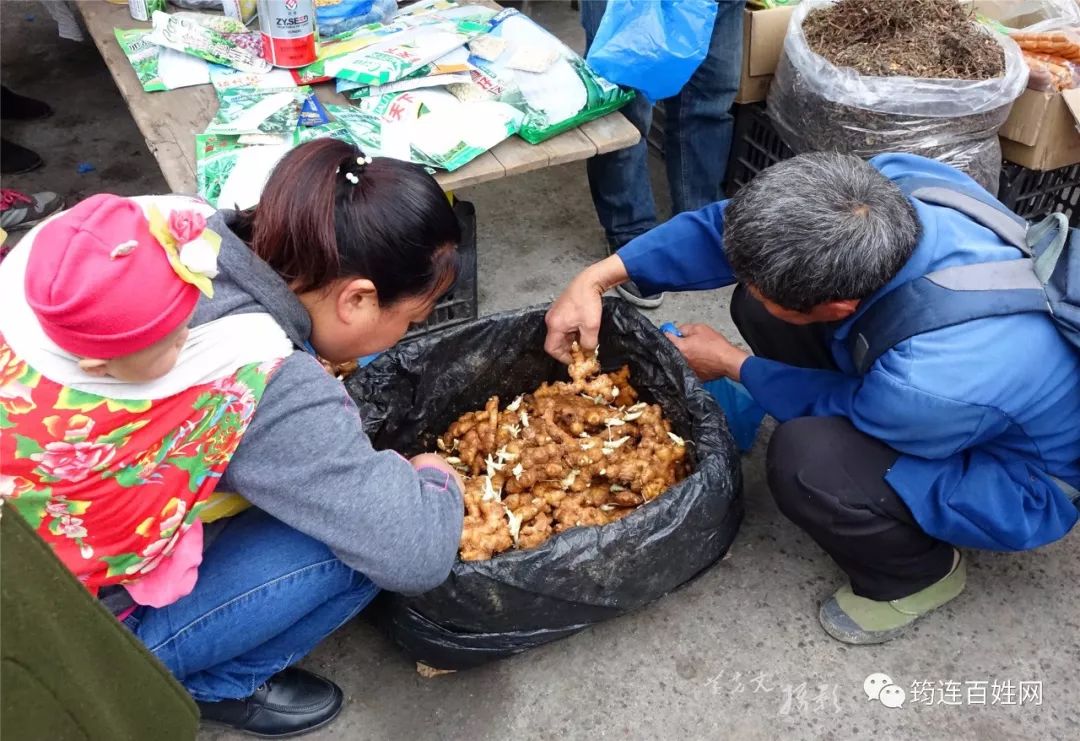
[438,344,689,561]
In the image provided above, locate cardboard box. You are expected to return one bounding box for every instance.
[969,1,1080,170]
[999,88,1080,170]
[736,5,796,104]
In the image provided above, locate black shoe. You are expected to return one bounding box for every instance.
[196,668,344,738]
[1,86,53,121]
[606,241,665,309]
[1,138,43,174]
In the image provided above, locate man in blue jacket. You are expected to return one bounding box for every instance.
[546,152,1080,645]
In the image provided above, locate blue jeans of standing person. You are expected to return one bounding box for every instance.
[581,0,745,247]
[123,509,379,702]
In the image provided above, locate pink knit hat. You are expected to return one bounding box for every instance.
[25,194,207,359]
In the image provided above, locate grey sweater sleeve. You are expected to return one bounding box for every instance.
[219,352,464,595]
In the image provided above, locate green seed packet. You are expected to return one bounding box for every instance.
[205,86,312,136]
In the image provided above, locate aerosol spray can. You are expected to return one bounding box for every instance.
[129,0,166,22]
[257,0,319,69]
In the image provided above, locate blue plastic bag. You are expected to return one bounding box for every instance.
[585,0,718,102]
[702,378,765,453]
[315,0,396,39]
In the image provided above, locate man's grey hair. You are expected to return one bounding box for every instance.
[723,152,921,312]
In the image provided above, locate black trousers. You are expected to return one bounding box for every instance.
[730,285,955,601]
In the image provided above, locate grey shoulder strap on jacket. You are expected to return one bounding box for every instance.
[897,177,1029,253]
[846,176,1050,375]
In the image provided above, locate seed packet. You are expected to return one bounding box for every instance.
[338,46,471,94]
[147,10,270,74]
[325,103,397,160]
[204,86,312,136]
[196,124,358,208]
[328,94,450,167]
[447,60,525,106]
[115,28,211,92]
[348,71,472,99]
[459,9,634,144]
[299,19,417,80]
[331,89,519,171]
[293,121,358,146]
[468,34,506,62]
[210,66,298,91]
[505,45,558,74]
[299,95,331,127]
[170,12,249,35]
[322,21,489,86]
[195,134,249,208]
[409,99,522,171]
[395,0,460,21]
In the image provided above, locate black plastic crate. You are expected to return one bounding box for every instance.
[998,162,1080,228]
[723,103,794,196]
[403,198,479,341]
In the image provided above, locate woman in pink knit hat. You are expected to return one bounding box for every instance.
[0,139,466,738]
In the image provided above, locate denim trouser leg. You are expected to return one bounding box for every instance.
[581,1,746,244]
[581,0,658,247]
[125,509,379,702]
[664,0,745,214]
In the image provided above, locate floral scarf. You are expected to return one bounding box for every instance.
[0,337,281,595]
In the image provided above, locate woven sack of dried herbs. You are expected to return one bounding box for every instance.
[767,0,1028,193]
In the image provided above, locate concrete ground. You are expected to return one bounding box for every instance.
[3,3,1078,740]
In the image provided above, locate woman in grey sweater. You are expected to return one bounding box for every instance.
[4,139,466,738]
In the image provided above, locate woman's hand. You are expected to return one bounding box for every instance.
[411,453,466,495]
[665,323,750,382]
[545,255,629,363]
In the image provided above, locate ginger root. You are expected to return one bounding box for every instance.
[439,343,688,561]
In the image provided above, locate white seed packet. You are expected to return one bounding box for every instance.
[505,45,559,74]
[468,35,507,62]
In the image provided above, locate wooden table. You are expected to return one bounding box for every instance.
[77,1,640,194]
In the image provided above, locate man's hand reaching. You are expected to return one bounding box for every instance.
[544,255,629,363]
[665,323,750,382]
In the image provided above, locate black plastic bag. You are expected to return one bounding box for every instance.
[346,300,743,669]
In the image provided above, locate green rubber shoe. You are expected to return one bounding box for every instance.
[819,551,966,645]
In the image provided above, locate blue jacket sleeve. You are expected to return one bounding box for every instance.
[740,356,1011,459]
[616,201,737,295]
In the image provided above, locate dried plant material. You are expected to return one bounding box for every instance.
[442,343,688,561]
[802,0,1005,80]
[768,0,1027,192]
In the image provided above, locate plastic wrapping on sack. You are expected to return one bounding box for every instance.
[346,300,743,670]
[976,0,1080,33]
[585,0,718,102]
[767,0,1028,193]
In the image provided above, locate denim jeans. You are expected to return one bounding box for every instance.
[123,508,379,702]
[581,0,745,247]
